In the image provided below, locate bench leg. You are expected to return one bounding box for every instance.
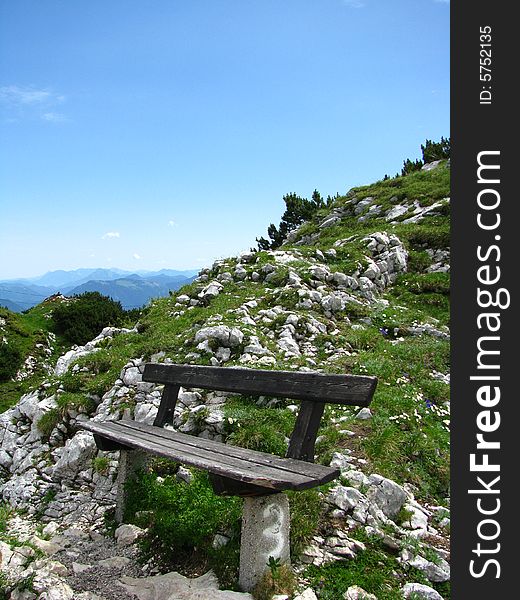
[115,449,149,524]
[238,493,291,592]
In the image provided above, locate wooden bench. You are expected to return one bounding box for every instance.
[80,363,377,590]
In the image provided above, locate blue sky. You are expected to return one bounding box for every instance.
[0,0,449,279]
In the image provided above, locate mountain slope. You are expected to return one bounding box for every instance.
[67,274,196,309]
[0,160,451,599]
[0,268,199,312]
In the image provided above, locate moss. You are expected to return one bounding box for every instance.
[36,408,61,437]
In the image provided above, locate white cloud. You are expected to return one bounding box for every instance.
[0,85,68,122]
[133,253,142,260]
[343,0,365,7]
[168,220,177,227]
[42,112,68,123]
[0,85,53,105]
[102,231,120,239]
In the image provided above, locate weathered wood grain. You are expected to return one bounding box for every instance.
[153,384,180,427]
[81,420,339,491]
[142,363,377,406]
[287,400,325,462]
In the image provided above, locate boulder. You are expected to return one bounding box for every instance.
[194,325,244,348]
[367,474,408,519]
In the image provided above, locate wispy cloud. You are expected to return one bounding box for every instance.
[343,0,365,7]
[42,112,68,123]
[168,220,177,227]
[0,85,54,105]
[102,231,120,240]
[0,85,68,122]
[133,253,142,260]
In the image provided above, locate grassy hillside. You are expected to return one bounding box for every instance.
[0,297,69,411]
[0,159,451,598]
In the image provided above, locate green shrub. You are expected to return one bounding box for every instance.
[124,469,242,569]
[227,422,287,456]
[0,502,13,533]
[0,344,23,382]
[422,137,450,163]
[401,158,423,176]
[257,190,329,250]
[36,408,61,438]
[51,292,125,345]
[224,397,294,456]
[407,250,432,273]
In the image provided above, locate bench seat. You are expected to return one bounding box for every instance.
[81,419,340,492]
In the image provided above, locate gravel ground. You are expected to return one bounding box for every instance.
[51,530,144,599]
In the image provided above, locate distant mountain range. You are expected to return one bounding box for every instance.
[0,268,199,311]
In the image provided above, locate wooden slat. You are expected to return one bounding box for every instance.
[142,363,377,406]
[121,420,334,480]
[80,420,339,491]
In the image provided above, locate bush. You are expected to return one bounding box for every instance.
[124,469,242,569]
[257,190,330,250]
[0,344,23,382]
[401,158,423,176]
[51,292,125,345]
[421,137,450,163]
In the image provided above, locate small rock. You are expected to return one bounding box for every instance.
[402,583,444,599]
[115,524,145,546]
[294,589,318,600]
[72,562,93,574]
[355,408,372,420]
[176,466,194,484]
[344,585,378,599]
[367,474,409,520]
[212,534,230,549]
[29,535,62,556]
[98,556,132,569]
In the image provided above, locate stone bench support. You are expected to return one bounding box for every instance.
[238,493,291,592]
[115,449,149,523]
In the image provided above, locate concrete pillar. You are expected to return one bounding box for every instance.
[115,449,149,523]
[239,493,291,592]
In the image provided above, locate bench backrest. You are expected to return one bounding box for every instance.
[142,363,377,462]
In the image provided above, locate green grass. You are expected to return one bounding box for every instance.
[123,467,243,580]
[1,158,451,594]
[0,300,70,412]
[223,396,295,456]
[305,530,450,599]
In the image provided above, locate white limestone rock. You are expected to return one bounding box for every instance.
[367,474,409,520]
[328,485,365,511]
[400,549,450,583]
[119,570,252,599]
[344,586,378,600]
[52,431,97,481]
[194,325,244,348]
[115,523,146,546]
[402,583,444,599]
